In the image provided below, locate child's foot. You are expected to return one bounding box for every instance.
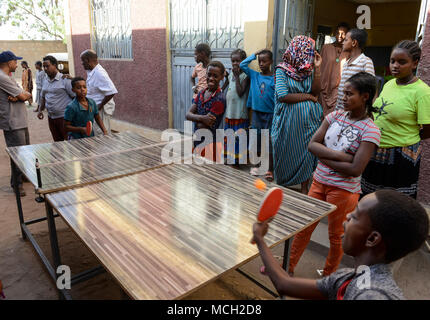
[250,167,260,176]
[265,171,274,182]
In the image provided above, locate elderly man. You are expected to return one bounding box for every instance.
[37,55,75,141]
[80,49,117,135]
[0,51,32,196]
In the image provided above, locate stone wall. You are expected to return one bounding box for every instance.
[417,9,430,205]
[0,40,67,80]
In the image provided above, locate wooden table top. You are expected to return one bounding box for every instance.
[6,131,184,194]
[46,163,336,300]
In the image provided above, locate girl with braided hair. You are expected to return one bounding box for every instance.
[361,40,430,199]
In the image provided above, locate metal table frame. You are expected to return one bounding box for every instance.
[11,161,106,300]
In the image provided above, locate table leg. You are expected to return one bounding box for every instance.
[45,200,63,299]
[282,238,292,271]
[12,161,26,240]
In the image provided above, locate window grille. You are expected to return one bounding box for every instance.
[170,0,244,50]
[90,0,133,59]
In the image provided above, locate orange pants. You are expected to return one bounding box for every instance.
[288,180,359,276]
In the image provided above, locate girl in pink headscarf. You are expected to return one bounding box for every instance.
[271,35,322,194]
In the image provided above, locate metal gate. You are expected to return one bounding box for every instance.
[416,0,429,47]
[272,0,315,65]
[169,0,244,132]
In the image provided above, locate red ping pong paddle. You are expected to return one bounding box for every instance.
[86,121,92,136]
[257,187,283,222]
[251,187,283,244]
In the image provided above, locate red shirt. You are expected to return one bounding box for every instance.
[337,279,353,300]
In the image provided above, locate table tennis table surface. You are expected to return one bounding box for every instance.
[6,131,184,194]
[46,163,336,300]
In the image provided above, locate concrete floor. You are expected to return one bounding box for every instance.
[0,107,429,300]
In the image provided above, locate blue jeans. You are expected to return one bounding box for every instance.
[250,110,273,171]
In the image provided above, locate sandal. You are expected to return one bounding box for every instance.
[265,171,274,182]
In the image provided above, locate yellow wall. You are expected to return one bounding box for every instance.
[243,0,272,71]
[312,0,357,37]
[367,2,420,46]
[312,0,420,47]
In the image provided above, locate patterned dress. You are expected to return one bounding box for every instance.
[193,87,226,161]
[271,68,323,186]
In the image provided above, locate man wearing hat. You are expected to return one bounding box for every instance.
[0,51,32,196]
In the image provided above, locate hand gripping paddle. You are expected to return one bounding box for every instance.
[251,187,283,244]
[86,121,93,136]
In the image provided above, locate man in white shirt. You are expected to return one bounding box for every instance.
[80,49,118,135]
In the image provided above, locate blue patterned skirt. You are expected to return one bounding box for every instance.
[361,141,422,199]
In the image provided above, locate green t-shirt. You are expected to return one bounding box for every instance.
[373,78,430,148]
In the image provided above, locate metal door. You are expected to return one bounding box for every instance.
[170,0,244,132]
[416,0,428,47]
[272,0,315,65]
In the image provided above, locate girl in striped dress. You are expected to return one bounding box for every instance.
[288,72,381,276]
[271,36,322,194]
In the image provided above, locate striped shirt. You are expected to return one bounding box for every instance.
[314,110,381,193]
[336,54,375,110]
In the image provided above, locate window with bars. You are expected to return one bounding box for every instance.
[90,0,133,59]
[170,0,244,50]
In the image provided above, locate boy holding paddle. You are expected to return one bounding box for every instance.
[252,190,429,300]
[64,77,107,139]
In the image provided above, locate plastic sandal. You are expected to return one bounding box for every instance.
[265,171,274,182]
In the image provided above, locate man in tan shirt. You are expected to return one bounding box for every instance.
[319,22,350,116]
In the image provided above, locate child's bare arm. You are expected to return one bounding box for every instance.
[94,114,108,135]
[252,222,327,300]
[308,120,354,163]
[64,120,86,136]
[186,104,216,127]
[420,124,430,140]
[235,75,250,98]
[320,141,377,177]
[311,52,322,96]
[278,93,318,104]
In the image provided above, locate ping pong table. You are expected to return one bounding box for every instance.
[7,132,336,299]
[45,164,335,299]
[6,131,185,299]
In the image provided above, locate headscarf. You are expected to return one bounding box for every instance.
[276,35,316,82]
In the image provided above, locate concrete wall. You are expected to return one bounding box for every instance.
[69,0,169,130]
[0,40,67,80]
[417,5,430,205]
[243,0,273,71]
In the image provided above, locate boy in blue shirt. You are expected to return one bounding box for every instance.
[64,77,107,139]
[240,49,275,181]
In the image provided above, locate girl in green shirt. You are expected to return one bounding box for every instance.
[361,40,430,199]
